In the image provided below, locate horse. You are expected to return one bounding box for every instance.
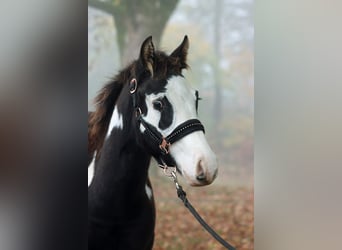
[88,36,218,250]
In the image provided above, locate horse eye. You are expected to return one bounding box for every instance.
[152,100,163,111]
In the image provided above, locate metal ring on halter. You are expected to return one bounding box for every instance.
[135,107,142,117]
[162,166,179,189]
[129,78,138,94]
[159,138,171,154]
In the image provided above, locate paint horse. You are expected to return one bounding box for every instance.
[88,36,218,250]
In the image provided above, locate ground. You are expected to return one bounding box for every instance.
[150,170,254,250]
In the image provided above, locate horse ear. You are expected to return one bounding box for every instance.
[140,36,155,77]
[170,35,189,69]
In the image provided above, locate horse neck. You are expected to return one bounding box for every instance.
[90,92,151,200]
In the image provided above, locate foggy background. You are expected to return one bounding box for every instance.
[88,1,253,249]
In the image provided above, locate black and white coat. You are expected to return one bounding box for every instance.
[88,36,217,250]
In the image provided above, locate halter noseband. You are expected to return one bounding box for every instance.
[129,78,205,169]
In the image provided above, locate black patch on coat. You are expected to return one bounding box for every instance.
[158,97,173,130]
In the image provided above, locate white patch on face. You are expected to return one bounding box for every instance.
[145,184,153,200]
[88,154,96,187]
[143,76,218,186]
[106,106,123,138]
[140,92,164,133]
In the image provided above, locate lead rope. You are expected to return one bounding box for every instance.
[162,166,236,250]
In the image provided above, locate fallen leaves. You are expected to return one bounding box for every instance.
[151,175,254,250]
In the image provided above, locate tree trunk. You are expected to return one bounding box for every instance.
[89,0,179,66]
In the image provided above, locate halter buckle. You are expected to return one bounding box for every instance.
[159,138,171,154]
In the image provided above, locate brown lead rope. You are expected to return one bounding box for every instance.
[163,167,236,250]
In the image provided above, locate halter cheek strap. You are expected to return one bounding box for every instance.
[129,78,205,168]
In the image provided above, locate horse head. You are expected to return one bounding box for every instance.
[129,36,218,186]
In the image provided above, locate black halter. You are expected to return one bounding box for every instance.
[129,78,205,168]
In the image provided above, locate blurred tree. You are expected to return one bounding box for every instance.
[213,0,223,134]
[88,0,179,65]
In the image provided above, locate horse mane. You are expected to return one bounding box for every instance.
[88,64,134,161]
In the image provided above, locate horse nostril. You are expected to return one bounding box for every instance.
[196,160,206,181]
[196,172,206,181]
